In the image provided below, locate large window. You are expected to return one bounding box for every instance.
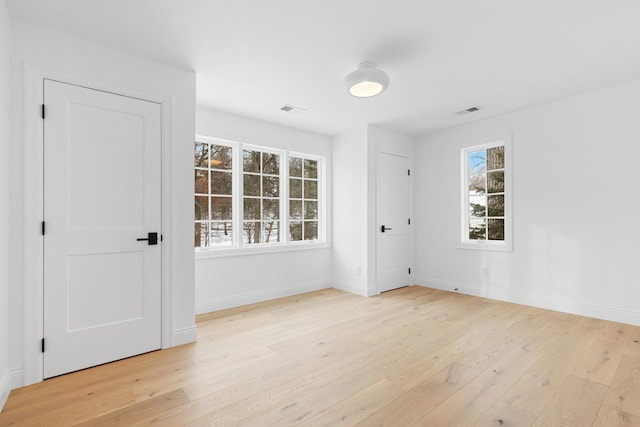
[461,139,511,251]
[195,137,325,252]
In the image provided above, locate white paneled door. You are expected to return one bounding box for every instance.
[376,151,410,293]
[43,80,162,378]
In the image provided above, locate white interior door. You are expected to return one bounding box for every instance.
[376,151,410,293]
[43,79,162,378]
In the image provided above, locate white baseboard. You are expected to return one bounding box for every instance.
[196,280,331,314]
[0,369,10,412]
[332,281,369,297]
[171,326,197,347]
[10,368,23,390]
[416,276,640,326]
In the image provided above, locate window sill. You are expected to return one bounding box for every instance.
[195,241,331,259]
[456,241,513,252]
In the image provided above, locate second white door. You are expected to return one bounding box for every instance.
[376,151,410,293]
[43,79,162,378]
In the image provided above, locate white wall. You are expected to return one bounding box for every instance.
[331,126,415,296]
[331,128,369,296]
[9,20,196,387]
[414,77,640,325]
[195,107,332,313]
[0,0,11,411]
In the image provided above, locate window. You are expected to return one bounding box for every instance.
[289,156,318,241]
[460,139,511,251]
[242,149,280,244]
[195,142,233,248]
[195,137,326,252]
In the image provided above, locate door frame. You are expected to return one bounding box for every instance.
[23,63,174,386]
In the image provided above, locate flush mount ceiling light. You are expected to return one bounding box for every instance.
[345,62,389,98]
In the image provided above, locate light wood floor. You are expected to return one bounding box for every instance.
[2,286,640,426]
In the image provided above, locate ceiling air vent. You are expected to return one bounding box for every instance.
[280,104,306,114]
[456,106,480,115]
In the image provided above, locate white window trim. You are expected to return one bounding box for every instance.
[458,135,513,252]
[195,135,328,256]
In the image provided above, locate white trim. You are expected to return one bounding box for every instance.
[458,134,513,252]
[331,281,370,297]
[0,369,10,411]
[172,326,198,347]
[416,276,640,326]
[10,368,23,390]
[196,280,330,314]
[23,62,174,385]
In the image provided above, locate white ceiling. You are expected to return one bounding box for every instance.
[7,0,640,137]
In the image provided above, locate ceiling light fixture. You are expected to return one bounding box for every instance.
[345,62,389,98]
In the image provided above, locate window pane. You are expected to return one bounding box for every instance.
[488,219,504,241]
[262,221,280,243]
[195,196,208,221]
[304,159,318,179]
[290,221,302,241]
[469,195,486,218]
[487,170,504,194]
[211,196,232,220]
[195,222,208,248]
[195,169,208,194]
[290,200,302,220]
[262,153,280,175]
[469,218,486,240]
[289,157,302,177]
[262,199,279,220]
[304,180,318,199]
[290,178,302,198]
[304,221,318,241]
[243,150,260,173]
[243,221,261,244]
[488,194,505,217]
[243,198,260,220]
[304,201,318,220]
[263,176,279,197]
[487,146,505,170]
[210,222,233,245]
[243,174,260,197]
[210,145,232,170]
[194,143,209,168]
[210,171,232,195]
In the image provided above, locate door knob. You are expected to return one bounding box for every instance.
[137,232,158,245]
[380,225,392,232]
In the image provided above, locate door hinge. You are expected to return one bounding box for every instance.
[408,169,411,176]
[41,221,45,235]
[408,267,411,274]
[41,338,45,353]
[41,104,45,119]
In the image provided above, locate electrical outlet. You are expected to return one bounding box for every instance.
[482,267,490,278]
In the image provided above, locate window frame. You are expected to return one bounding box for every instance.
[195,136,328,257]
[458,136,513,252]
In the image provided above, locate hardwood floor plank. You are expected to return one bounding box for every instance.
[532,374,608,427]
